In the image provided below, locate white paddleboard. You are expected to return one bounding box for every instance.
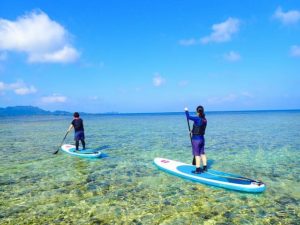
[154,157,266,193]
[61,144,101,158]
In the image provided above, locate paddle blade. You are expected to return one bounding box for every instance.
[53,148,60,154]
[53,131,69,154]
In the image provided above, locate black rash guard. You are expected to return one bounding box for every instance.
[71,118,84,132]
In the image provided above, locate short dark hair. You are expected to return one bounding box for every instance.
[73,112,80,118]
[196,105,204,113]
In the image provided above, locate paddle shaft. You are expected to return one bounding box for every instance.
[185,111,196,165]
[186,115,193,145]
[53,131,69,154]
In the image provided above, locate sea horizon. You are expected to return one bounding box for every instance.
[1,105,300,116]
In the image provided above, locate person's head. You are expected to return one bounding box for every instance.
[196,105,205,118]
[73,112,80,118]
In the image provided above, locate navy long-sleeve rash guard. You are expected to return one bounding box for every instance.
[185,110,205,140]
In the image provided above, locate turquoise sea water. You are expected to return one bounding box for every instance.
[0,110,299,224]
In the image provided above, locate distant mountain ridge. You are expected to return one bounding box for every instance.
[2,106,296,116]
[0,106,72,116]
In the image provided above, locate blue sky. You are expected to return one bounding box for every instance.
[0,0,299,113]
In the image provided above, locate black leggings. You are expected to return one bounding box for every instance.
[76,140,86,150]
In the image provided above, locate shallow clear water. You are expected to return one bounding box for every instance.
[0,111,299,224]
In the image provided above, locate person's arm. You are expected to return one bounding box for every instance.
[184,107,199,122]
[67,124,73,132]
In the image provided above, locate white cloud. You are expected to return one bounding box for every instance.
[179,18,240,46]
[28,45,79,63]
[290,45,300,57]
[153,73,166,87]
[0,81,5,91]
[12,85,37,95]
[207,92,253,104]
[0,80,37,95]
[241,92,254,98]
[0,10,79,63]
[207,95,236,104]
[273,7,300,25]
[89,96,99,101]
[224,51,241,62]
[201,18,240,44]
[41,94,67,103]
[179,38,198,46]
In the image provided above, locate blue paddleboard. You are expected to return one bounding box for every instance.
[61,144,101,158]
[154,158,266,193]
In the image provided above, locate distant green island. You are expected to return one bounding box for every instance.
[0,106,122,116]
[0,106,72,116]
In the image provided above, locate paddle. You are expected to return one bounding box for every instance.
[53,130,70,154]
[185,109,196,165]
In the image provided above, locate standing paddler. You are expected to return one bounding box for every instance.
[67,112,86,151]
[185,106,208,174]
